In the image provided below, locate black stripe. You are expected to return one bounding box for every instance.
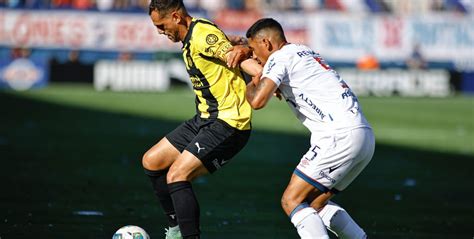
[183,19,219,119]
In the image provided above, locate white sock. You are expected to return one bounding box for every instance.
[290,207,329,239]
[317,201,367,239]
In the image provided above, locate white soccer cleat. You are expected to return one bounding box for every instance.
[165,225,182,239]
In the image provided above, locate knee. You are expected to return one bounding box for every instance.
[141,151,155,170]
[166,166,189,183]
[311,201,327,211]
[142,150,169,171]
[281,193,301,215]
[310,197,330,211]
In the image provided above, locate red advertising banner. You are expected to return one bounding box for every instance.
[0,10,180,52]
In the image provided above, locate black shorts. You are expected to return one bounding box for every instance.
[166,115,251,173]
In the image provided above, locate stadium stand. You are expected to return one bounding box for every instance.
[0,0,473,93]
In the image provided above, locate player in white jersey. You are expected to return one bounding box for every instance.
[228,18,375,238]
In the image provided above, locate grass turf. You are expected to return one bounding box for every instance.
[0,83,473,238]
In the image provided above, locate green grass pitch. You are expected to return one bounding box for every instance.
[0,83,473,238]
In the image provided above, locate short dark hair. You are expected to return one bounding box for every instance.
[149,0,185,16]
[246,18,286,41]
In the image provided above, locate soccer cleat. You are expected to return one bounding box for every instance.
[165,225,182,239]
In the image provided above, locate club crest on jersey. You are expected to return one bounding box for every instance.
[206,34,218,45]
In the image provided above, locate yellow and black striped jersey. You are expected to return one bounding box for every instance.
[182,18,251,130]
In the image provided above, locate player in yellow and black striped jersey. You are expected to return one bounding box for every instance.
[142,0,262,238]
[181,17,251,131]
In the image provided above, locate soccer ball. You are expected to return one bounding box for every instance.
[112,225,150,239]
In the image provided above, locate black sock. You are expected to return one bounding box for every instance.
[144,169,178,227]
[168,181,200,238]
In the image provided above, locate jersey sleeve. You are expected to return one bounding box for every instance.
[193,23,232,62]
[261,52,288,87]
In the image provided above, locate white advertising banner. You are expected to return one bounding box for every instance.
[1,10,472,65]
[309,13,474,63]
[339,69,451,97]
[0,10,180,52]
[94,59,188,92]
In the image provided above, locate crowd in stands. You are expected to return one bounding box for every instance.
[0,0,471,14]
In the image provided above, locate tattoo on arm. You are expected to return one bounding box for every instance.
[256,79,267,92]
[246,82,257,102]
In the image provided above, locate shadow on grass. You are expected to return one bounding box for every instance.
[0,92,472,239]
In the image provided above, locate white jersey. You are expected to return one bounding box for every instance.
[261,43,371,133]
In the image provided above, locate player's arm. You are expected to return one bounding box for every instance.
[239,58,262,77]
[227,35,248,45]
[246,77,278,110]
[204,35,261,76]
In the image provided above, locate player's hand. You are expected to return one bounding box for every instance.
[252,72,262,85]
[274,89,283,100]
[226,45,252,68]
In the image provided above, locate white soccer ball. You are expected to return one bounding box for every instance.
[112,225,150,239]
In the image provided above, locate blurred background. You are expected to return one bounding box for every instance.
[0,0,473,238]
[0,0,473,93]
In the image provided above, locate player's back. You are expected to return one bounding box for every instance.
[264,43,370,133]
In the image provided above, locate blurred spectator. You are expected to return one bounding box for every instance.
[96,0,114,11]
[227,0,244,10]
[357,51,380,71]
[406,43,427,69]
[324,0,344,10]
[339,0,369,12]
[113,0,129,11]
[7,0,25,8]
[363,0,391,12]
[459,0,472,13]
[383,0,471,14]
[118,52,133,61]
[300,0,323,12]
[10,47,31,60]
[444,0,470,13]
[183,0,201,11]
[50,0,71,8]
[383,0,432,14]
[245,0,261,11]
[72,0,95,10]
[200,0,225,15]
[67,49,80,63]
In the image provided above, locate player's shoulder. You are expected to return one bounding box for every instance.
[270,44,299,61]
[193,18,221,33]
[192,18,227,45]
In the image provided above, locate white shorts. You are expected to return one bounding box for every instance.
[294,127,375,193]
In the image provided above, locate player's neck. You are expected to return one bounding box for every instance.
[179,15,193,42]
[278,41,289,50]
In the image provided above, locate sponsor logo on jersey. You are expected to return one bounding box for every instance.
[296,50,316,58]
[265,58,275,74]
[212,158,221,169]
[190,75,204,88]
[195,142,205,153]
[319,170,336,184]
[298,93,326,120]
[341,90,357,100]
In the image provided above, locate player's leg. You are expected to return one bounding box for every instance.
[167,119,251,239]
[143,137,181,229]
[310,127,375,238]
[142,117,200,235]
[167,151,208,239]
[315,200,367,239]
[282,174,329,239]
